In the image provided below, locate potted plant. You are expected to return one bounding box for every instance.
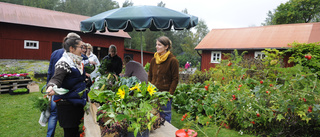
[88,74,172,137]
[9,88,29,95]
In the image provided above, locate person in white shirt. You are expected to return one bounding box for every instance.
[85,43,100,81]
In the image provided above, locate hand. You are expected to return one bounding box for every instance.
[89,61,97,65]
[46,86,55,96]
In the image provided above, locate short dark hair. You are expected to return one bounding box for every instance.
[124,55,132,64]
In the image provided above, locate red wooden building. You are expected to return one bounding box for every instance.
[195,22,320,71]
[0,2,154,66]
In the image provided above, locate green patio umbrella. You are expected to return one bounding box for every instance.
[80,5,198,64]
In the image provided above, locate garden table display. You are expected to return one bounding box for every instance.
[87,73,173,137]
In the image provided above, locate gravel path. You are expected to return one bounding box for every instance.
[0,59,50,73]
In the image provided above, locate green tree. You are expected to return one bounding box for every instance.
[0,0,23,5]
[261,10,275,26]
[194,19,209,43]
[1,0,59,10]
[122,0,133,7]
[55,0,119,16]
[263,0,320,25]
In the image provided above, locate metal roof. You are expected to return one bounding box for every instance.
[0,2,131,38]
[195,22,320,50]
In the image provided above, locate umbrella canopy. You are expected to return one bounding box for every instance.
[80,5,198,65]
[80,5,198,32]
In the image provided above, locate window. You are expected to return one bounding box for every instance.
[211,51,221,63]
[255,51,266,59]
[24,40,39,49]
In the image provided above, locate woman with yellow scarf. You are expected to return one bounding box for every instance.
[148,36,179,123]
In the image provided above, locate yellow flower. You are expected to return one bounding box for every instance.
[117,87,126,99]
[129,83,141,92]
[147,84,156,96]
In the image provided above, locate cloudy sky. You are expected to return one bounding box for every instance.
[115,0,290,30]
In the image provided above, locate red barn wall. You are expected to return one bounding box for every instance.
[200,50,293,71]
[0,23,125,60]
[124,48,154,66]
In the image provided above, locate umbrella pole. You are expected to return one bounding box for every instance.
[140,31,143,65]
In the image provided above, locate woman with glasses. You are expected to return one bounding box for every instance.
[46,36,87,137]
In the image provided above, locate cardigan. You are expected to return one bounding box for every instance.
[48,54,87,106]
[148,52,179,95]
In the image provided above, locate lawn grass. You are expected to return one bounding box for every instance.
[0,84,63,137]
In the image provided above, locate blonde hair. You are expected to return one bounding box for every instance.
[86,43,92,56]
[109,44,117,52]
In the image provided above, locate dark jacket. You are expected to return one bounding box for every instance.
[148,52,179,95]
[47,48,64,83]
[102,54,123,75]
[48,61,87,106]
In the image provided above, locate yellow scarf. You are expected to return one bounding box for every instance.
[154,51,171,64]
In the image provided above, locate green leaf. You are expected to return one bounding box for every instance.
[297,111,306,118]
[276,114,285,122]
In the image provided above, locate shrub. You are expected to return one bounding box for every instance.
[173,48,320,136]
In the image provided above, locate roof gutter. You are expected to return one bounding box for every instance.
[195,47,290,51]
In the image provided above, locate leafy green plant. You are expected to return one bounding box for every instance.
[13,88,28,93]
[173,48,320,136]
[89,76,172,137]
[144,62,150,72]
[98,58,111,75]
[32,95,50,112]
[84,64,95,74]
[285,42,320,75]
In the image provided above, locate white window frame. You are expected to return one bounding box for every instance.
[254,51,266,59]
[24,40,39,49]
[211,51,221,63]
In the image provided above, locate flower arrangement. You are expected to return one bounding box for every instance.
[88,74,172,137]
[0,73,29,80]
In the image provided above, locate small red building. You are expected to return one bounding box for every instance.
[195,22,320,71]
[0,2,154,65]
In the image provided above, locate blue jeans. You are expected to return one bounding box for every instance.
[160,100,172,123]
[47,97,57,137]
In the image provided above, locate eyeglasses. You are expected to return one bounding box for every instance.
[75,46,87,49]
[75,46,83,49]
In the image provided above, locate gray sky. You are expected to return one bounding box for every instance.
[116,0,290,30]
